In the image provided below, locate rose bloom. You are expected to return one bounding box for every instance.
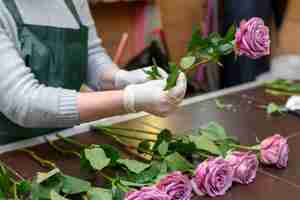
[125,187,171,200]
[191,157,233,197]
[235,17,270,59]
[157,171,192,200]
[226,151,259,184]
[260,134,289,168]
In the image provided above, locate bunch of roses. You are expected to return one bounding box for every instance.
[125,134,288,200]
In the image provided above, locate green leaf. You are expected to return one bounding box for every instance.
[217,43,234,55]
[224,24,236,42]
[180,56,196,70]
[120,180,149,187]
[31,174,63,200]
[208,32,222,46]
[200,122,228,141]
[165,152,193,172]
[215,99,233,110]
[168,137,197,155]
[117,159,150,174]
[164,63,180,91]
[87,188,112,200]
[36,168,61,184]
[189,135,222,155]
[130,161,162,184]
[266,103,287,115]
[84,148,111,171]
[0,165,12,194]
[61,175,91,195]
[143,58,162,80]
[158,141,169,156]
[50,190,70,200]
[112,184,125,200]
[138,140,152,154]
[17,181,31,195]
[152,129,173,154]
[188,27,206,51]
[99,144,120,164]
[0,189,4,199]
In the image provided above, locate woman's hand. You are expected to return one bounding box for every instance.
[123,72,187,117]
[114,67,168,89]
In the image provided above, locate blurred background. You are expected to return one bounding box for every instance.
[88,0,296,96]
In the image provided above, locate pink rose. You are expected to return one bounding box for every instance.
[157,171,192,200]
[235,17,270,59]
[226,151,259,184]
[125,187,171,200]
[260,134,289,168]
[191,157,233,197]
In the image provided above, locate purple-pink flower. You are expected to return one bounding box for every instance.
[226,151,259,184]
[157,171,192,200]
[235,17,270,59]
[125,187,171,200]
[260,134,289,168]
[191,157,233,197]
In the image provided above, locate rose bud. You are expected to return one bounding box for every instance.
[125,187,171,200]
[260,134,289,168]
[226,151,259,184]
[191,157,233,197]
[157,171,193,200]
[235,17,270,59]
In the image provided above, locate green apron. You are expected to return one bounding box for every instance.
[0,0,88,144]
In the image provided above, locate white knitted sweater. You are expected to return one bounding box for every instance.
[0,0,113,128]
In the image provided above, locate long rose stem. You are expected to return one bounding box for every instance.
[93,125,159,136]
[56,134,88,149]
[100,128,157,142]
[226,143,260,151]
[18,149,56,169]
[46,137,81,157]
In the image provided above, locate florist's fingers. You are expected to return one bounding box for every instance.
[168,72,187,100]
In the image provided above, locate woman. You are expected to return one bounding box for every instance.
[0,0,187,144]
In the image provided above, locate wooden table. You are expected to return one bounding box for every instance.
[1,80,300,199]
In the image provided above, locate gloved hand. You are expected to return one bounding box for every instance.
[114,67,168,90]
[123,72,187,117]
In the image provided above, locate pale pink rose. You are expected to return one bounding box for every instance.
[125,187,171,200]
[235,17,270,59]
[260,134,289,168]
[191,157,233,197]
[226,151,259,184]
[157,171,192,200]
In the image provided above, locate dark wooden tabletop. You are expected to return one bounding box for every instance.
[1,85,300,199]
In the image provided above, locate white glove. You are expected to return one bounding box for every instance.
[114,67,168,90]
[123,72,187,117]
[286,96,300,111]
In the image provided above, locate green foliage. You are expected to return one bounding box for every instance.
[215,99,233,110]
[266,103,287,115]
[164,63,180,91]
[200,122,229,141]
[87,188,112,200]
[180,56,196,70]
[84,147,111,171]
[117,159,150,174]
[164,153,194,172]
[189,135,222,156]
[61,175,91,195]
[137,140,152,154]
[158,141,169,156]
[265,79,300,94]
[50,190,69,200]
[143,58,163,80]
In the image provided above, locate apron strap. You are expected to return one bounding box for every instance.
[64,0,84,27]
[3,0,24,27]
